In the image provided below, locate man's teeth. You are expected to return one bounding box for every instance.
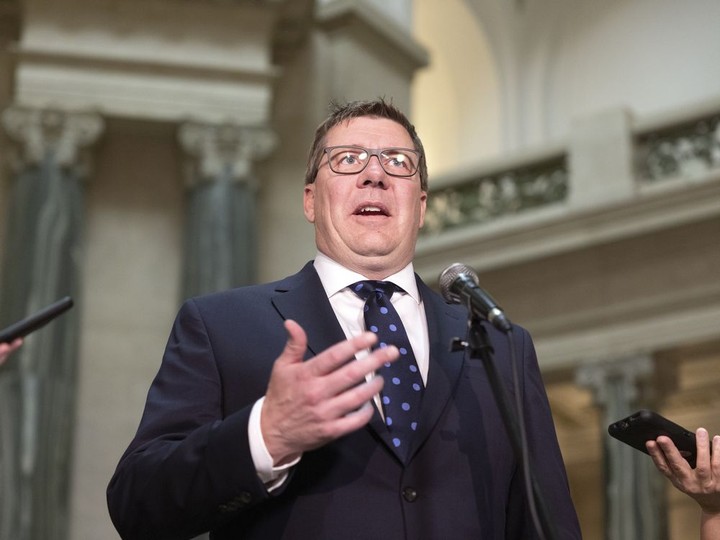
[360,206,382,213]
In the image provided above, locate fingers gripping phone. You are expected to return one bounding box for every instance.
[0,297,74,344]
[608,409,698,468]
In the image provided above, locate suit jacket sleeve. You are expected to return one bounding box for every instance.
[106,297,275,540]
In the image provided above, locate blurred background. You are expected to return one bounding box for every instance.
[0,0,718,538]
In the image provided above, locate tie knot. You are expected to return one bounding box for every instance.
[350,280,399,301]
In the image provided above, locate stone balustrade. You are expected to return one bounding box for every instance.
[421,102,720,238]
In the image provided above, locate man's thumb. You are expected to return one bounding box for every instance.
[277,319,307,364]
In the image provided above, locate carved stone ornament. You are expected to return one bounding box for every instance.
[576,355,655,407]
[1,106,104,175]
[178,121,277,188]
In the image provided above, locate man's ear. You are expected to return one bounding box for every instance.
[418,191,427,229]
[303,183,316,223]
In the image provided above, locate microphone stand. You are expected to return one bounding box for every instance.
[451,313,559,540]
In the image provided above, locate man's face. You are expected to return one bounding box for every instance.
[304,116,427,278]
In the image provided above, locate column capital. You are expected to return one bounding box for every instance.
[1,106,104,176]
[178,121,277,188]
[576,355,656,408]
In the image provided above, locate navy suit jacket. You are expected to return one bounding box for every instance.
[107,262,581,539]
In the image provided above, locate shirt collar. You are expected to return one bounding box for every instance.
[313,252,421,304]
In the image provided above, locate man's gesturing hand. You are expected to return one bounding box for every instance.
[261,319,399,466]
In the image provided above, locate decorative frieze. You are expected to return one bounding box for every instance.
[422,155,568,235]
[636,111,720,182]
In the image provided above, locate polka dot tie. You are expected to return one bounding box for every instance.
[351,281,424,461]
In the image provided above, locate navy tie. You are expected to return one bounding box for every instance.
[351,281,424,460]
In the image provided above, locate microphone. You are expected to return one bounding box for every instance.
[439,263,512,332]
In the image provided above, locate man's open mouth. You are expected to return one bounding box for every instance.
[354,205,389,217]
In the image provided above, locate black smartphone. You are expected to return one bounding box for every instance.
[0,297,74,344]
[608,409,698,467]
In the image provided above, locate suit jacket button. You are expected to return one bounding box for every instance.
[402,487,418,502]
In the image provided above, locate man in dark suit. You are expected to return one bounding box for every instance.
[107,99,582,539]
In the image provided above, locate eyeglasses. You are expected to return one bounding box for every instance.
[323,145,422,177]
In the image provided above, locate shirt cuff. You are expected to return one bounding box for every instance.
[248,396,301,491]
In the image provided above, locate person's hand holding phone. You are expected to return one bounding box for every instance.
[647,428,720,537]
[608,410,699,467]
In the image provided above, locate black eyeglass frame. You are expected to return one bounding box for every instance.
[322,145,423,178]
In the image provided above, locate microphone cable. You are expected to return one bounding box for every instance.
[506,326,548,540]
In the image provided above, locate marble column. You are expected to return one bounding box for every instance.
[0,106,103,540]
[577,356,669,540]
[178,122,276,298]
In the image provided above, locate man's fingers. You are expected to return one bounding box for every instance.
[330,401,377,434]
[274,320,308,366]
[323,344,400,399]
[276,323,399,389]
[655,435,694,474]
[647,440,672,476]
[296,345,397,416]
[326,373,385,419]
[306,332,379,377]
[696,428,712,471]
[312,378,385,442]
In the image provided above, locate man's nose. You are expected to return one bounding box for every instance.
[358,155,387,187]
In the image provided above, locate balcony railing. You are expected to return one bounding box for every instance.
[420,102,720,239]
[422,153,568,236]
[636,110,720,183]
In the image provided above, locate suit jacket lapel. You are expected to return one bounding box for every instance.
[271,262,347,358]
[407,278,467,461]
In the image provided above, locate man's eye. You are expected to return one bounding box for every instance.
[386,153,410,169]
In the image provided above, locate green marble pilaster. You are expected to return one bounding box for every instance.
[0,107,103,540]
[178,122,276,298]
[577,356,668,540]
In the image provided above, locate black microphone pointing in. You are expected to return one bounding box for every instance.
[439,263,512,332]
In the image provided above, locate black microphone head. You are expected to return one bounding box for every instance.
[439,262,479,304]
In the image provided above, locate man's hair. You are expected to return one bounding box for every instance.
[304,98,428,191]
